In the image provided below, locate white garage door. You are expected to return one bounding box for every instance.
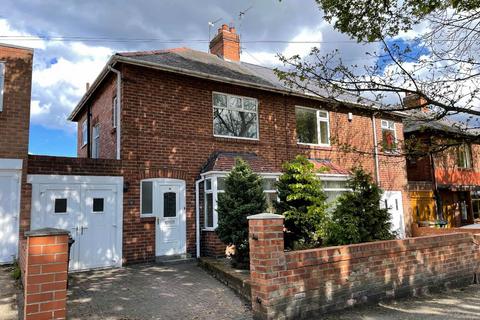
[0,159,22,264]
[28,175,123,271]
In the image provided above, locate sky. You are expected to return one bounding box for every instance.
[1,0,404,157]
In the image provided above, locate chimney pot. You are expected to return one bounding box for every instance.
[221,24,229,31]
[229,27,236,33]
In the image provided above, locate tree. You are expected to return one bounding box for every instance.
[216,159,267,268]
[275,0,480,139]
[275,155,329,249]
[325,168,395,246]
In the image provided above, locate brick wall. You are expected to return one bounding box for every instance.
[411,224,480,237]
[21,229,69,320]
[248,214,480,320]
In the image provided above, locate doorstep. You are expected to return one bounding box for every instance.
[199,257,251,302]
[155,254,196,266]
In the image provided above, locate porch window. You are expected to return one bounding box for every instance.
[92,124,100,158]
[213,92,259,139]
[141,181,153,215]
[295,106,330,146]
[457,144,472,169]
[381,120,397,152]
[81,121,88,147]
[0,62,4,112]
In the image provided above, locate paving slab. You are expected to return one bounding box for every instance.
[0,265,21,320]
[67,263,252,320]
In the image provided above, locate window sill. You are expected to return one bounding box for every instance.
[213,136,260,144]
[297,143,332,150]
[202,228,216,232]
[140,215,156,221]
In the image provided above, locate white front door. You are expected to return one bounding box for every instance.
[381,191,405,238]
[0,170,21,264]
[29,175,123,271]
[155,183,186,256]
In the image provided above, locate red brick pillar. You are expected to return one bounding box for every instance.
[22,228,70,320]
[248,213,285,320]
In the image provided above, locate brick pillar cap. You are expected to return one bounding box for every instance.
[247,213,284,220]
[25,228,70,237]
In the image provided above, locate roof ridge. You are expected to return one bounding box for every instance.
[117,47,190,57]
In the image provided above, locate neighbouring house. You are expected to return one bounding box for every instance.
[404,95,480,227]
[0,43,33,264]
[2,24,410,271]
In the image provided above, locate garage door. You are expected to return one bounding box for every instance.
[28,175,123,271]
[0,159,22,264]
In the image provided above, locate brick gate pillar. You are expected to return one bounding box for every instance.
[20,228,70,320]
[247,213,285,320]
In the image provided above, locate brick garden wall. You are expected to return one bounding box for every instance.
[248,214,480,320]
[412,224,480,237]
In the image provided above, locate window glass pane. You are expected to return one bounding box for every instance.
[265,192,277,213]
[322,180,348,189]
[213,93,227,108]
[214,108,258,138]
[205,193,214,228]
[205,179,212,190]
[163,192,177,218]
[243,98,257,111]
[54,198,67,213]
[382,129,396,151]
[295,108,318,144]
[228,96,242,109]
[262,178,277,191]
[319,120,329,145]
[325,190,347,204]
[93,198,104,212]
[82,122,87,145]
[318,111,328,118]
[217,177,226,191]
[141,181,153,214]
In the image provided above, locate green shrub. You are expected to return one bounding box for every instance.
[11,260,21,280]
[216,159,267,268]
[325,167,395,245]
[275,155,329,249]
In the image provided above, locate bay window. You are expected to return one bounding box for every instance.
[213,92,259,139]
[320,176,350,204]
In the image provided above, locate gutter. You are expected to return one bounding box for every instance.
[108,65,122,160]
[68,54,408,121]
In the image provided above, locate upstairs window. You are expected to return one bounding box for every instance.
[0,62,4,112]
[381,120,397,152]
[92,124,100,158]
[457,144,472,169]
[81,121,88,147]
[295,106,330,146]
[213,92,259,139]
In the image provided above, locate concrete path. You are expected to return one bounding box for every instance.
[67,263,252,320]
[323,284,480,320]
[0,265,21,320]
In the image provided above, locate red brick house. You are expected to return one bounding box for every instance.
[61,24,409,264]
[0,43,33,264]
[405,110,480,227]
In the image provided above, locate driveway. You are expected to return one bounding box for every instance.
[323,284,480,320]
[0,265,21,320]
[67,263,252,320]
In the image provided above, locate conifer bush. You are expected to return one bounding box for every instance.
[216,159,267,268]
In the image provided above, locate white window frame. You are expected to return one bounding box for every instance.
[295,106,330,147]
[381,119,397,152]
[212,92,259,141]
[112,96,118,129]
[318,174,351,204]
[81,121,88,147]
[140,178,185,218]
[201,172,280,230]
[140,180,154,217]
[457,143,473,169]
[0,61,5,112]
[92,124,100,158]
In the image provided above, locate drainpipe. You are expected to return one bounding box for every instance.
[108,66,121,160]
[371,113,381,185]
[195,177,205,258]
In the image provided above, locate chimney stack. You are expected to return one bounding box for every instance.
[209,23,240,62]
[403,92,429,113]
